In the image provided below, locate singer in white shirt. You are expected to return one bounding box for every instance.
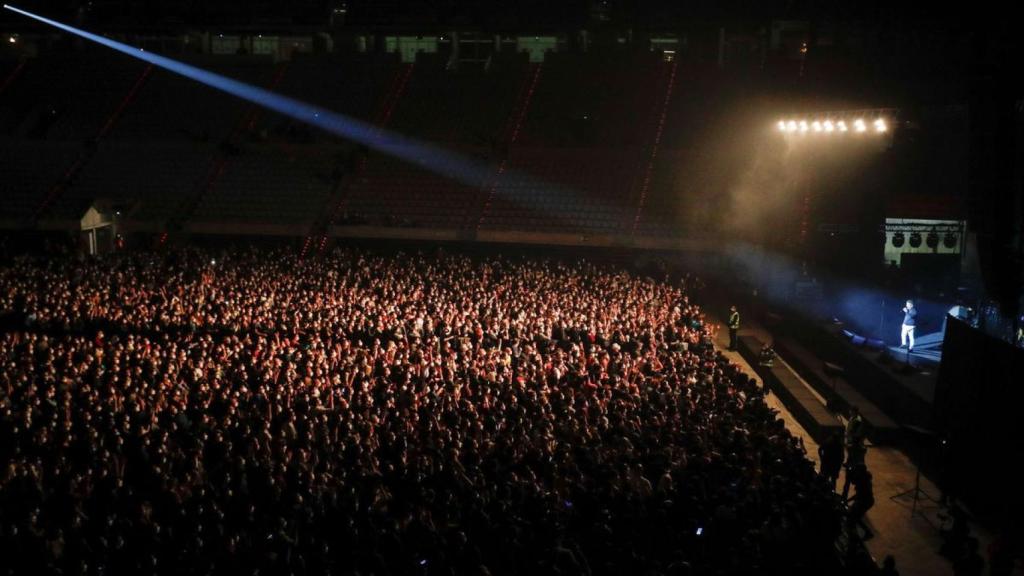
[900,300,917,351]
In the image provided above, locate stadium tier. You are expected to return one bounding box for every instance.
[0,51,698,238]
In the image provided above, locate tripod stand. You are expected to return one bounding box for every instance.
[890,424,941,520]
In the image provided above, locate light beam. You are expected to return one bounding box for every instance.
[2,4,496,190]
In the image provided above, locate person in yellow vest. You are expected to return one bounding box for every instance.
[728,305,740,350]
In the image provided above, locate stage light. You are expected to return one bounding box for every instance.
[892,232,905,247]
[7,35,15,43]
[771,110,896,141]
[926,231,939,249]
[909,232,922,248]
[943,232,958,248]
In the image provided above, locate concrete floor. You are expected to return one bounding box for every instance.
[706,314,1019,576]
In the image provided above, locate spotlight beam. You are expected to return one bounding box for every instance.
[2,4,498,190]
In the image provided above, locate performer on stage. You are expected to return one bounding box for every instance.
[901,299,917,352]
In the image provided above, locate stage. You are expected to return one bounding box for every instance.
[884,331,943,368]
[763,311,940,428]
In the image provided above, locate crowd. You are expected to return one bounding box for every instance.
[0,247,845,575]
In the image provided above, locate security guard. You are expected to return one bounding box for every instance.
[728,305,740,350]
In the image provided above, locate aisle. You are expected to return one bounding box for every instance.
[704,308,988,576]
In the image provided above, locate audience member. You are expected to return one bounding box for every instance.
[818,432,845,490]
[846,469,875,541]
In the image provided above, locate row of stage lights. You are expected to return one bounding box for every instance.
[777,118,888,134]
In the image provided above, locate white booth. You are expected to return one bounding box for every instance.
[80,204,117,255]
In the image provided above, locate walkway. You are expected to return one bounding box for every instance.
[705,310,1009,576]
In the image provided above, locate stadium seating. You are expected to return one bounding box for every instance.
[191,145,340,227]
[516,53,667,148]
[386,54,526,144]
[113,57,275,142]
[0,141,81,221]
[1,49,721,238]
[253,54,400,139]
[480,148,637,233]
[345,148,488,228]
[47,140,217,222]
